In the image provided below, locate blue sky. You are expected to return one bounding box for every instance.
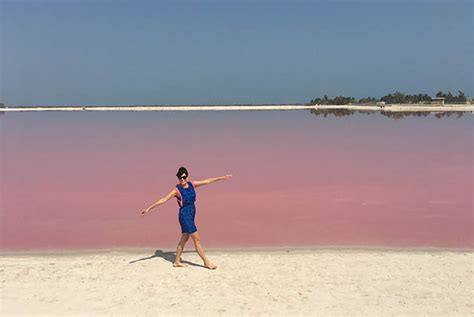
[1,0,472,105]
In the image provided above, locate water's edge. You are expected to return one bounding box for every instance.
[1,245,472,257]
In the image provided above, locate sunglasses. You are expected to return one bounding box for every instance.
[178,175,188,180]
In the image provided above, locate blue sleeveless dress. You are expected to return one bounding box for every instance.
[175,181,197,234]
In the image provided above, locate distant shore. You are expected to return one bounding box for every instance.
[1,104,473,112]
[1,247,472,315]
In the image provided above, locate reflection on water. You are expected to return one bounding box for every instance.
[309,109,467,119]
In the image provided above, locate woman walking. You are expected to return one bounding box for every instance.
[141,167,232,270]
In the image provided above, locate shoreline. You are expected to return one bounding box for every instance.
[1,104,473,112]
[1,244,472,257]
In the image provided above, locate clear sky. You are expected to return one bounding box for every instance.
[1,0,472,105]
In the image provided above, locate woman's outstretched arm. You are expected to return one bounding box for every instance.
[140,188,177,215]
[193,175,232,188]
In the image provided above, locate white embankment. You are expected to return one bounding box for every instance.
[0,104,473,112]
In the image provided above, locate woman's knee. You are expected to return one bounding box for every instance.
[180,233,190,243]
[191,232,201,243]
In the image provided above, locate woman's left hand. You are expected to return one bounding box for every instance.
[223,174,232,180]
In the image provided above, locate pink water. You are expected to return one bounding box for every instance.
[1,111,472,251]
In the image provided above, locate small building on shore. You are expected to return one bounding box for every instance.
[431,97,445,105]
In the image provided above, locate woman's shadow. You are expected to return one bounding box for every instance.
[129,249,206,268]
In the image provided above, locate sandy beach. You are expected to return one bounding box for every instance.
[1,247,472,316]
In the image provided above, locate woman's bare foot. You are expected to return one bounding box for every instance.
[173,262,188,267]
[204,262,217,270]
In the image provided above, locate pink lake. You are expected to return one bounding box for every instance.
[0,110,472,251]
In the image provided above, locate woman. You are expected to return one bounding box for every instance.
[141,167,232,270]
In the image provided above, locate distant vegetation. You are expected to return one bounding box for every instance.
[309,95,356,105]
[434,91,467,103]
[310,90,468,105]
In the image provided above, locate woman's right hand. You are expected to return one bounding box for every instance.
[141,208,151,216]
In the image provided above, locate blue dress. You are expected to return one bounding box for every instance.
[175,181,197,234]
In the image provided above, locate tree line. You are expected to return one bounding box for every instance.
[310,90,468,105]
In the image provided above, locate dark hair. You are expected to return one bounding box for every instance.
[176,166,188,178]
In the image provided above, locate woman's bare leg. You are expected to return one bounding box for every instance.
[191,232,217,269]
[174,233,189,267]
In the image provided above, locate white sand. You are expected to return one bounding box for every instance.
[1,248,473,316]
